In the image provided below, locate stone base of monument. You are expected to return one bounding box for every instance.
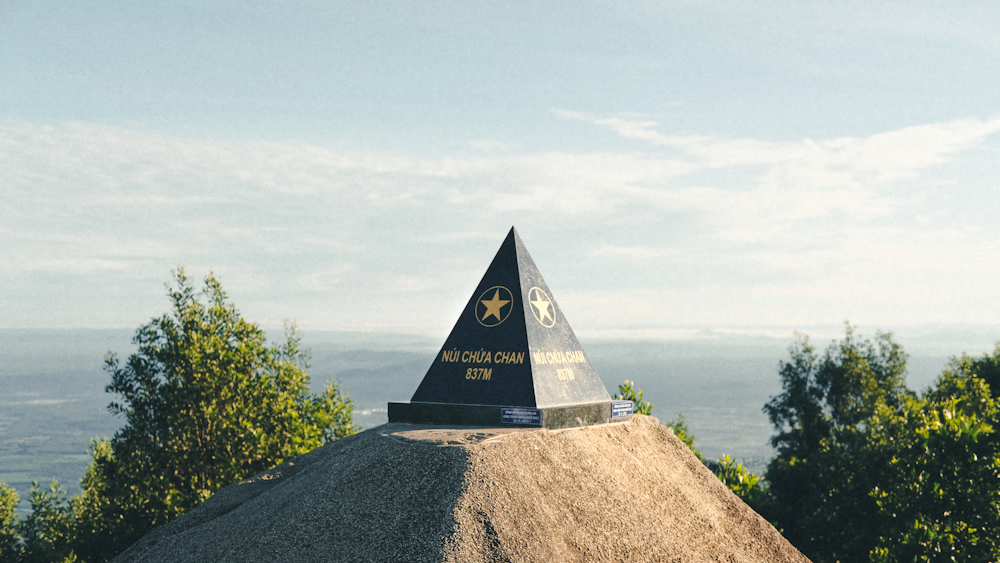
[387,400,632,430]
[110,415,811,563]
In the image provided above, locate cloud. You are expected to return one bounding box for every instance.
[291,264,358,292]
[15,116,996,237]
[20,258,133,275]
[1,117,998,329]
[554,109,671,144]
[589,244,661,261]
[555,109,1000,179]
[551,110,1000,232]
[469,140,520,153]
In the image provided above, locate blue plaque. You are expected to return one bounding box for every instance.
[501,407,542,426]
[611,401,634,418]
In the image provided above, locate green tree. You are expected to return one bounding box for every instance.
[0,480,82,563]
[16,482,78,563]
[869,346,1000,562]
[946,343,1000,398]
[70,268,356,562]
[762,324,910,563]
[706,455,768,513]
[614,380,654,415]
[0,483,20,562]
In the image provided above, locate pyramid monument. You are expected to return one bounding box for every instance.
[389,227,633,429]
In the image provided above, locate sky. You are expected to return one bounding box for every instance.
[2,1,999,347]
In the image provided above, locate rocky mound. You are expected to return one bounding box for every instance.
[113,415,810,562]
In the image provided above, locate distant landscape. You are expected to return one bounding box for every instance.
[2,326,996,511]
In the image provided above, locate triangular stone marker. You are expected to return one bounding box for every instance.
[389,227,633,429]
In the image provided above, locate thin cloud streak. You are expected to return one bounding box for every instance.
[556,110,1000,178]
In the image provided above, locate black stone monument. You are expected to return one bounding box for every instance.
[388,227,633,430]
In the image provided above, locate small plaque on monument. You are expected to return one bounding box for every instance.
[611,401,635,419]
[387,227,632,430]
[500,407,542,426]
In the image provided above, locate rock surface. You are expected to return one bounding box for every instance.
[113,415,810,563]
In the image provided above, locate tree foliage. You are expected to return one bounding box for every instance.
[614,379,654,415]
[0,481,78,563]
[869,347,1000,562]
[74,269,357,561]
[0,484,19,560]
[706,455,768,512]
[762,324,910,563]
[762,327,1000,563]
[18,482,78,563]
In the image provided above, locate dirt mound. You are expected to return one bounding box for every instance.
[113,415,809,563]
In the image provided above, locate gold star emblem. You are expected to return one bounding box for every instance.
[528,287,555,328]
[481,289,510,322]
[476,286,513,327]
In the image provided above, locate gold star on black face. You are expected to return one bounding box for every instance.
[528,286,555,328]
[476,286,513,327]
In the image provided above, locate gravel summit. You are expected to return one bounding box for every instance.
[112,415,809,563]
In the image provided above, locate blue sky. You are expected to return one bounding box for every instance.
[2,1,998,345]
